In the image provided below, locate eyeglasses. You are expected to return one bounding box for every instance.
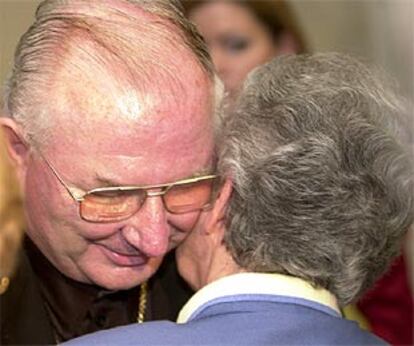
[41,155,218,223]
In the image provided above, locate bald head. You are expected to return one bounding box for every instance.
[3,0,215,146]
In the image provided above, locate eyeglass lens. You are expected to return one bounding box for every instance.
[79,178,216,223]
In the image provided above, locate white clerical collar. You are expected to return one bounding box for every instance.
[177,272,340,323]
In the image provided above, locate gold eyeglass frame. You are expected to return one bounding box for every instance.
[40,153,218,218]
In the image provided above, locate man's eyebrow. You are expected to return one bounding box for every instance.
[94,173,122,187]
[191,168,215,177]
[92,166,215,188]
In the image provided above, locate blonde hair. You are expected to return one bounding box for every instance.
[0,130,24,294]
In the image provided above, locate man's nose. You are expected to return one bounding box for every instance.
[121,195,170,258]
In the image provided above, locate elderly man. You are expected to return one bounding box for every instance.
[66,53,414,345]
[0,0,219,344]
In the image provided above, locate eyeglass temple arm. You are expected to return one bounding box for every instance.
[41,154,85,201]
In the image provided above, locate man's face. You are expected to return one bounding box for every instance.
[21,67,215,290]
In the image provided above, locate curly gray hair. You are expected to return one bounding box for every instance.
[2,0,217,146]
[218,53,414,306]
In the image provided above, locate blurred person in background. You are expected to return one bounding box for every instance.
[181,0,307,98]
[0,129,24,295]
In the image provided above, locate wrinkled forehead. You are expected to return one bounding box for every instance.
[48,82,213,154]
[42,67,213,161]
[41,30,214,154]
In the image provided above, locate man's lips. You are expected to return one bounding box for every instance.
[97,244,149,267]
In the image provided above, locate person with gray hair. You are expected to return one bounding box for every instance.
[0,0,220,344]
[65,53,413,345]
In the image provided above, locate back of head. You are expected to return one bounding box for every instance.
[3,0,214,146]
[219,53,414,306]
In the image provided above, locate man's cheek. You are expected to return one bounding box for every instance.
[170,211,204,233]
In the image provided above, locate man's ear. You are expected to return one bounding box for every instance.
[0,117,30,178]
[205,178,233,238]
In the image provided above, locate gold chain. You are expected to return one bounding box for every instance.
[137,281,148,323]
[0,277,10,295]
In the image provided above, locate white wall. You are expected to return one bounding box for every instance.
[291,0,413,98]
[0,0,40,95]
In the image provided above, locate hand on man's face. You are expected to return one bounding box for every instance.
[21,70,215,290]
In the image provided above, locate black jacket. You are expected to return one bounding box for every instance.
[0,246,192,345]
